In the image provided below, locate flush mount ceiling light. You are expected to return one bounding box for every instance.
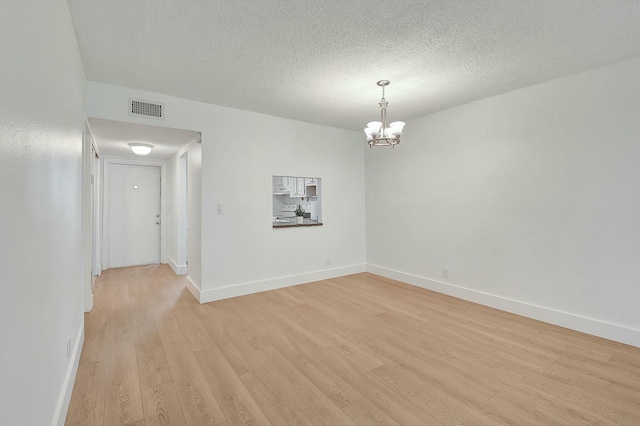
[128,143,154,155]
[364,80,405,148]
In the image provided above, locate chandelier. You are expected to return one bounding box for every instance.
[364,80,405,148]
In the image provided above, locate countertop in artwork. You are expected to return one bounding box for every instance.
[273,218,322,228]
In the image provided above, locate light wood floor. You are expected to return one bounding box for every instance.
[66,265,640,425]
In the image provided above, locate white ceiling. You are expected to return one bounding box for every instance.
[88,118,199,159]
[69,1,640,131]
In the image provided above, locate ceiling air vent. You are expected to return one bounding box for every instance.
[129,98,164,120]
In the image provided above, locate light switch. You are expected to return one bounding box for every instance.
[217,204,224,214]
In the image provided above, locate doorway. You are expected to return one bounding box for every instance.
[107,163,161,268]
[87,118,200,280]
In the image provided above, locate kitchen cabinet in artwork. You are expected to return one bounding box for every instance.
[273,176,290,194]
[290,177,306,197]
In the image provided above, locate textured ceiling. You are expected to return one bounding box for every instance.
[88,118,199,159]
[69,0,640,131]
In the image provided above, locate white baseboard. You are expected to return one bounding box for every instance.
[167,256,188,275]
[367,264,640,348]
[185,275,201,302]
[198,264,367,304]
[52,323,84,426]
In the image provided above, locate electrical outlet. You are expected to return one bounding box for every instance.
[325,258,330,266]
[217,204,225,214]
[443,268,449,279]
[66,338,72,359]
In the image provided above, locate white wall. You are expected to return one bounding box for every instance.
[87,82,366,302]
[366,58,640,347]
[0,0,87,424]
[186,140,202,289]
[167,148,179,269]
[167,137,201,277]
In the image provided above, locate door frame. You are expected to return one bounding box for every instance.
[102,156,168,270]
[83,121,100,312]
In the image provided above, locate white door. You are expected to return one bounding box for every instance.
[108,164,161,268]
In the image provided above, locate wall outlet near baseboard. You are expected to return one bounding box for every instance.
[66,338,72,359]
[443,268,449,279]
[325,258,330,266]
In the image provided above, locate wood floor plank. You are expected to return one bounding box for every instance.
[257,308,327,354]
[252,346,358,425]
[239,372,314,426]
[489,357,578,391]
[163,282,198,310]
[607,351,640,378]
[104,339,144,426]
[260,403,313,426]
[129,291,171,328]
[369,362,512,425]
[270,286,306,306]
[325,277,432,326]
[134,321,173,390]
[222,303,274,354]
[290,303,385,371]
[79,310,110,365]
[163,340,225,426]
[309,278,387,317]
[359,324,503,401]
[65,361,106,426]
[172,306,213,352]
[491,358,633,424]
[246,308,363,408]
[570,375,640,421]
[495,375,621,425]
[99,283,131,307]
[342,397,401,426]
[154,310,185,346]
[194,344,271,426]
[283,351,363,408]
[107,305,135,343]
[485,390,556,426]
[141,382,188,426]
[491,324,612,363]
[193,304,256,376]
[128,279,163,306]
[224,314,316,425]
[554,353,640,390]
[316,347,441,425]
[295,282,381,330]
